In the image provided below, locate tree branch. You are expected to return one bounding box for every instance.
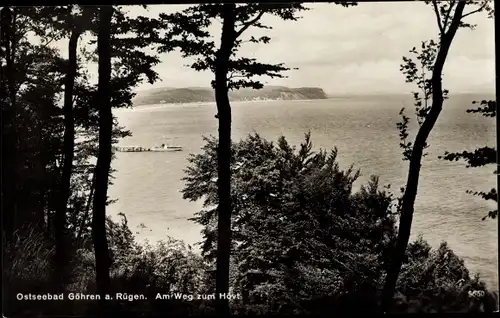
[432,0,444,34]
[442,0,455,31]
[40,36,56,49]
[461,1,488,19]
[234,10,265,40]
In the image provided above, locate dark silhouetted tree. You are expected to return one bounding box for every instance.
[382,0,493,312]
[1,6,17,241]
[56,10,83,286]
[28,5,100,288]
[1,7,68,239]
[155,3,364,313]
[93,5,114,300]
[90,5,160,300]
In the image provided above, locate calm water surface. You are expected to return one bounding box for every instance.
[109,95,497,291]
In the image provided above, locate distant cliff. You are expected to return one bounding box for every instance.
[132,86,328,105]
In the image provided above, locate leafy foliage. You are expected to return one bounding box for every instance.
[0,5,151,245]
[396,237,497,313]
[396,0,493,162]
[397,39,442,160]
[385,1,492,312]
[183,133,396,313]
[2,4,161,306]
[183,133,496,313]
[156,3,315,90]
[1,7,67,238]
[2,217,211,316]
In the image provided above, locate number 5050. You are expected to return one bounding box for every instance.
[468,290,485,298]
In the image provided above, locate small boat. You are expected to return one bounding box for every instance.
[150,143,183,152]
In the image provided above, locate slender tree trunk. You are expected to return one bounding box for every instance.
[496,9,500,304]
[55,27,81,285]
[77,167,96,245]
[380,2,466,312]
[214,4,236,316]
[39,187,47,229]
[39,149,52,232]
[92,5,113,302]
[1,7,15,107]
[33,138,45,232]
[0,6,17,242]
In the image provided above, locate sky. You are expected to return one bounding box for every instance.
[56,2,495,95]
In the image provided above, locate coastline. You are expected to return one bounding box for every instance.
[128,91,495,110]
[128,98,332,110]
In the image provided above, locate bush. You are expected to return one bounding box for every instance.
[396,237,498,313]
[93,215,211,315]
[183,133,396,313]
[182,133,496,314]
[2,214,211,316]
[110,238,210,315]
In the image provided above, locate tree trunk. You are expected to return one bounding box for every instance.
[77,167,96,246]
[92,5,113,302]
[380,2,466,312]
[55,26,81,285]
[214,4,236,316]
[1,6,17,242]
[496,8,500,302]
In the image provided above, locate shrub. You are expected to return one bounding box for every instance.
[183,133,398,313]
[182,133,496,314]
[396,237,498,313]
[105,215,211,315]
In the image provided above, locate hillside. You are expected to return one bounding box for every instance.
[132,86,328,105]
